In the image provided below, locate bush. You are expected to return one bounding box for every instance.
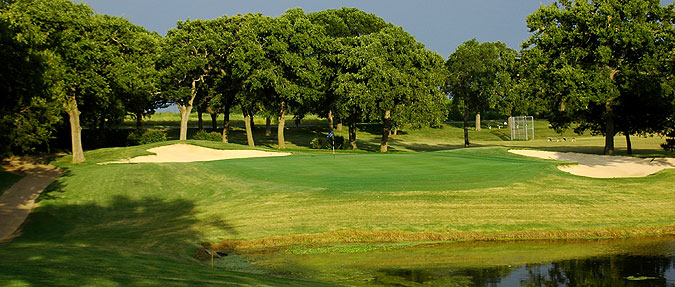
[193,130,222,142]
[310,135,346,150]
[127,129,167,146]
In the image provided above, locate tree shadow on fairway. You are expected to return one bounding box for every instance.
[385,137,477,152]
[0,192,325,287]
[490,130,510,141]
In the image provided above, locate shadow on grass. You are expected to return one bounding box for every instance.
[1,191,327,286]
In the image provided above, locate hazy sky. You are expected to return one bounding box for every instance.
[78,0,675,58]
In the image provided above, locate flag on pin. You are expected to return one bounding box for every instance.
[327,131,334,138]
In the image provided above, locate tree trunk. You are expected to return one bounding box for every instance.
[209,111,217,131]
[507,111,512,131]
[604,102,615,155]
[278,101,286,149]
[98,114,105,131]
[348,116,357,149]
[463,104,470,147]
[393,127,398,136]
[328,109,334,132]
[197,109,204,131]
[243,110,255,147]
[475,112,481,131]
[178,104,193,141]
[265,117,272,136]
[625,133,633,155]
[380,110,392,152]
[66,95,85,163]
[222,107,230,143]
[250,115,255,130]
[179,78,200,141]
[136,112,143,131]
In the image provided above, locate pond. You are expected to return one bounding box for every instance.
[219,235,675,286]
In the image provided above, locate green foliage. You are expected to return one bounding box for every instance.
[523,0,675,154]
[0,2,62,157]
[192,130,222,142]
[310,135,346,150]
[127,129,167,146]
[445,39,518,146]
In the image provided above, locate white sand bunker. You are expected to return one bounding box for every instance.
[101,144,291,164]
[509,149,675,178]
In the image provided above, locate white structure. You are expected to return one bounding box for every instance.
[509,116,535,141]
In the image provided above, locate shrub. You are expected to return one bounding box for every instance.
[193,130,222,142]
[127,129,167,146]
[310,137,322,149]
[310,135,346,150]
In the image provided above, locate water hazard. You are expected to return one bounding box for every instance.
[233,236,675,286]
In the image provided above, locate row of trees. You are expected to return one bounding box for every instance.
[446,0,675,154]
[1,0,446,162]
[1,0,674,162]
[160,8,446,153]
[1,0,162,162]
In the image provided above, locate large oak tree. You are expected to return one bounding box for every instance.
[524,0,675,155]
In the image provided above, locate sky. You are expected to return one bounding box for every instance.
[77,0,556,58]
[77,0,675,58]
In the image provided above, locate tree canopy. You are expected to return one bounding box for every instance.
[523,0,675,154]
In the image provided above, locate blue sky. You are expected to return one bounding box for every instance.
[79,0,675,58]
[78,0,553,58]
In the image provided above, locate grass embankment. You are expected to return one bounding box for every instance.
[1,140,674,285]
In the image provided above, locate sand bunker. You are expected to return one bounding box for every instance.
[101,144,291,164]
[509,149,675,178]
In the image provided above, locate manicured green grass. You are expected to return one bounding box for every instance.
[0,169,23,197]
[1,135,674,285]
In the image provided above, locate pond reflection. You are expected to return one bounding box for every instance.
[373,252,675,286]
[234,236,675,286]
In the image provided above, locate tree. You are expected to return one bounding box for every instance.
[228,13,273,147]
[101,16,163,131]
[308,8,387,134]
[445,39,515,147]
[335,25,446,152]
[0,5,61,157]
[524,0,675,155]
[5,0,127,163]
[159,19,224,141]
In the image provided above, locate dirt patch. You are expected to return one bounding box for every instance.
[100,143,292,164]
[509,149,675,178]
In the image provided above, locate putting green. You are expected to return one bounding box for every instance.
[202,147,561,193]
